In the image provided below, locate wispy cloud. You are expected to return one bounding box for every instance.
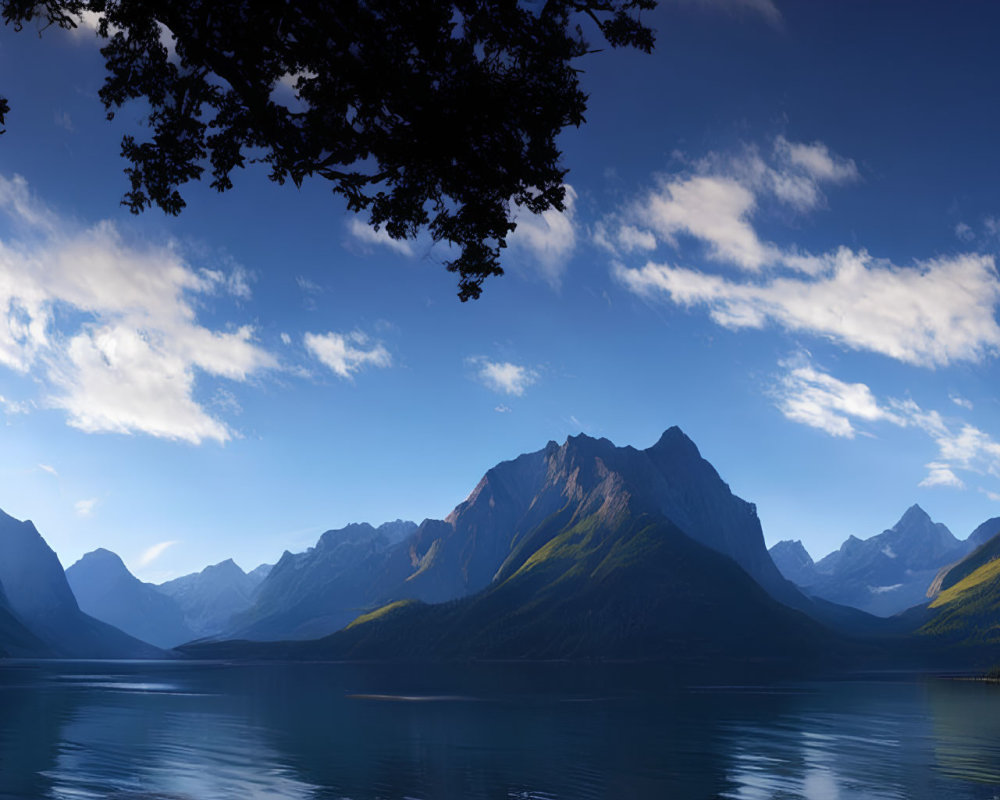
[508,185,578,287]
[619,250,1000,367]
[135,540,178,568]
[609,140,1000,368]
[347,218,414,256]
[773,356,1000,492]
[469,358,538,396]
[950,393,974,410]
[920,463,965,489]
[772,357,901,438]
[0,174,277,444]
[75,497,98,517]
[304,331,392,379]
[38,463,58,477]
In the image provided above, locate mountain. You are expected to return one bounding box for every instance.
[157,558,266,638]
[769,540,816,587]
[66,549,196,649]
[223,429,879,646]
[0,510,161,657]
[785,505,969,617]
[230,520,418,640]
[185,509,849,673]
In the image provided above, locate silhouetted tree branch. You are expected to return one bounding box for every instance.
[1,0,656,299]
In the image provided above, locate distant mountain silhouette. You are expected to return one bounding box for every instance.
[768,540,816,588]
[66,549,195,649]
[772,505,969,616]
[157,558,268,637]
[0,510,161,657]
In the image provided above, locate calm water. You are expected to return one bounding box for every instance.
[0,660,997,799]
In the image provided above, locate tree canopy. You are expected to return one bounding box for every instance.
[1,0,655,299]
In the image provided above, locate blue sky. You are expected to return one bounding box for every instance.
[0,0,999,581]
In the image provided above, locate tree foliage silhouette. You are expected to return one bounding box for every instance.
[1,0,655,299]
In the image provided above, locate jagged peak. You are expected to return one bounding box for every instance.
[649,426,699,454]
[896,504,931,526]
[769,539,814,563]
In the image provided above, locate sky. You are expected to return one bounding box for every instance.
[0,0,999,581]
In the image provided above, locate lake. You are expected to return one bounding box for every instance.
[0,660,997,799]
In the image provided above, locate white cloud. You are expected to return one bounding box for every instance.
[508,185,578,286]
[602,138,858,276]
[0,175,277,444]
[135,540,178,568]
[919,463,965,489]
[304,331,392,379]
[75,497,98,517]
[955,222,975,242]
[980,488,1000,502]
[638,173,776,271]
[494,404,512,413]
[280,332,292,345]
[773,357,1000,493]
[295,275,323,294]
[773,137,858,186]
[607,141,1000,369]
[773,357,902,438]
[869,583,903,595]
[0,395,30,415]
[950,394,974,410]
[470,358,538,396]
[38,463,58,476]
[617,249,1000,367]
[347,218,414,256]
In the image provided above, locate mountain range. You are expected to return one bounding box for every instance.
[769,505,976,617]
[2,426,998,671]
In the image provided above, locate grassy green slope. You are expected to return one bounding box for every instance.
[938,532,1000,594]
[920,553,1000,644]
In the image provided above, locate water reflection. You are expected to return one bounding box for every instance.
[720,681,999,800]
[0,663,996,799]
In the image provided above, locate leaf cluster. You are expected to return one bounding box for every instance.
[1,0,655,299]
